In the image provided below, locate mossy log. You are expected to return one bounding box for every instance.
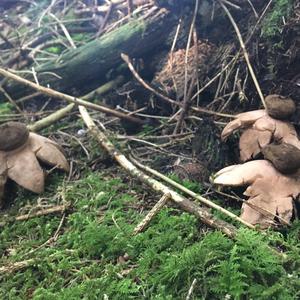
[2,8,176,99]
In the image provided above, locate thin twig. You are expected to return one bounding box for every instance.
[121,53,235,118]
[174,0,199,133]
[49,13,77,49]
[0,67,144,124]
[186,279,197,300]
[246,0,258,18]
[127,0,133,16]
[133,193,170,234]
[169,19,182,96]
[121,53,177,105]
[38,0,58,27]
[0,86,23,114]
[219,0,266,108]
[24,213,66,257]
[130,156,256,230]
[0,204,70,228]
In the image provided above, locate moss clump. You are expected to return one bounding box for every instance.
[261,0,293,41]
[0,103,14,115]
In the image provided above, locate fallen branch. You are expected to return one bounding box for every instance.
[27,76,125,132]
[0,68,144,124]
[0,259,35,275]
[79,105,238,237]
[4,7,174,98]
[0,204,70,228]
[131,156,256,230]
[27,103,75,132]
[133,193,170,234]
[174,0,199,133]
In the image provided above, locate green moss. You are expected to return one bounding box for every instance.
[0,103,14,115]
[0,171,300,299]
[261,0,293,40]
[45,46,63,55]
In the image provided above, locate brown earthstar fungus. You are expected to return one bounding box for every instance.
[212,160,300,228]
[221,109,300,162]
[212,95,300,228]
[0,122,69,207]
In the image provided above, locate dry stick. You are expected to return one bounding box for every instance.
[121,53,177,105]
[0,259,35,275]
[79,105,237,237]
[27,103,75,132]
[0,204,70,228]
[133,193,170,234]
[38,0,58,27]
[169,18,182,95]
[0,67,144,125]
[96,1,113,37]
[222,0,241,9]
[175,0,199,134]
[191,53,238,102]
[127,0,133,16]
[186,279,197,300]
[49,13,77,49]
[131,156,255,230]
[83,76,125,100]
[27,76,125,132]
[246,0,258,18]
[121,53,235,119]
[16,91,41,103]
[219,0,266,108]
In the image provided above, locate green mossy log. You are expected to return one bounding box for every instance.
[2,8,176,99]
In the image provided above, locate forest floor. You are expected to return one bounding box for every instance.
[0,0,300,299]
[0,126,300,299]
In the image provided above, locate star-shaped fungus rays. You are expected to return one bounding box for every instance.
[0,122,69,207]
[212,160,299,228]
[213,95,300,228]
[221,110,300,162]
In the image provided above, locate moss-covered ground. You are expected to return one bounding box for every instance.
[1,167,300,300]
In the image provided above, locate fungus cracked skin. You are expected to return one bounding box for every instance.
[0,122,69,207]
